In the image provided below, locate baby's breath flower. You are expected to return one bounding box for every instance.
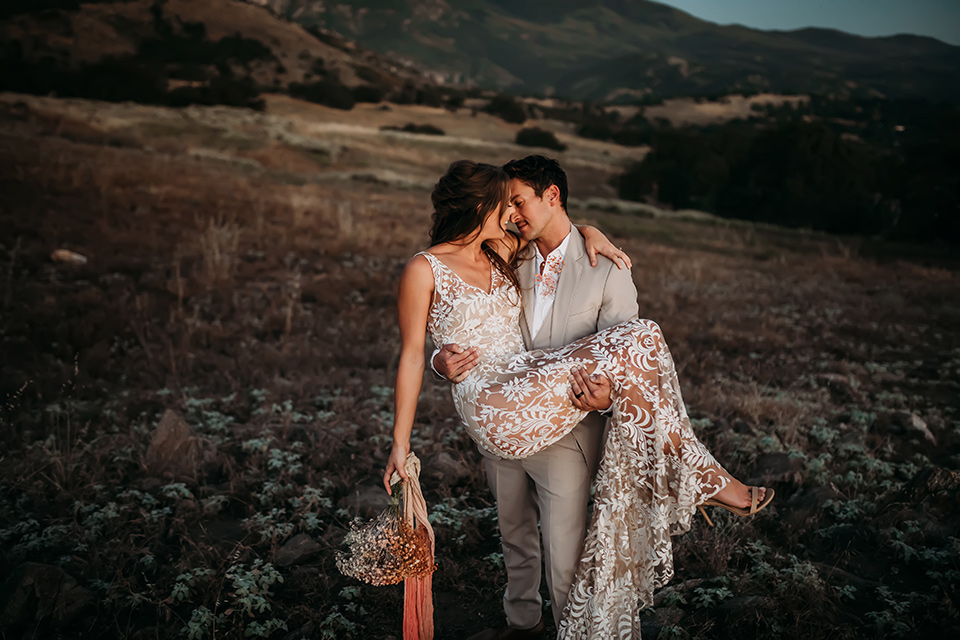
[336,491,436,586]
[337,482,437,586]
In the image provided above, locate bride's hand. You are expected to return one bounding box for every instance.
[579,225,632,270]
[383,441,410,494]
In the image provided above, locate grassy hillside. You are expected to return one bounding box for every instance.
[266,0,960,101]
[0,0,426,104]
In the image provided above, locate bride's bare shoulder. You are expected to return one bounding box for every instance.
[401,251,435,283]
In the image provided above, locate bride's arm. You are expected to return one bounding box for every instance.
[383,255,434,494]
[491,226,631,270]
[577,224,632,269]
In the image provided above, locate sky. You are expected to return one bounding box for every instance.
[654,0,960,46]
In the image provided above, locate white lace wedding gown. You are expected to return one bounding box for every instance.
[418,251,730,639]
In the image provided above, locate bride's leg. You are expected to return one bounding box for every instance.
[557,319,772,637]
[660,428,767,508]
[469,352,594,458]
[599,318,740,508]
[466,323,668,459]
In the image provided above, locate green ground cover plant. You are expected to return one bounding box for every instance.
[0,96,958,639]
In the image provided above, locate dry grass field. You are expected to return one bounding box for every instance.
[1,92,958,640]
[637,94,810,128]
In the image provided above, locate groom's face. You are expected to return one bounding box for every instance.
[508,178,555,242]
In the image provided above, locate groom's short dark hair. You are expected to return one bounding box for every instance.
[504,155,568,211]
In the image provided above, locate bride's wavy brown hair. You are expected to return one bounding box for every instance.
[429,160,521,293]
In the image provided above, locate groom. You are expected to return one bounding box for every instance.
[433,155,639,639]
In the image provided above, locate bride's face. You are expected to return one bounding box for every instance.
[479,199,515,241]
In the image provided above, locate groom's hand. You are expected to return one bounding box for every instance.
[568,367,613,411]
[434,343,479,383]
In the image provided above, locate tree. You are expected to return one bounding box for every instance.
[516,127,566,152]
[289,78,356,110]
[484,94,527,124]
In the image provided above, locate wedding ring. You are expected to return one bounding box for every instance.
[575,391,585,398]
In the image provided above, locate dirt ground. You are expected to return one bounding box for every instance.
[1,92,958,640]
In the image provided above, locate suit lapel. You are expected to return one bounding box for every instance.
[548,229,585,346]
[517,245,538,348]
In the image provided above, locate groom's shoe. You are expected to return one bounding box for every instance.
[466,618,546,640]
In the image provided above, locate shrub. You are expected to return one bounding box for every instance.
[0,0,115,19]
[304,25,351,52]
[415,86,444,108]
[612,126,653,147]
[354,65,384,84]
[138,32,274,67]
[388,82,444,108]
[309,58,327,77]
[0,51,168,105]
[516,127,566,151]
[289,78,356,110]
[167,63,210,82]
[388,83,416,105]
[444,91,465,110]
[353,84,387,104]
[484,94,527,124]
[616,120,911,237]
[575,111,653,147]
[380,123,445,136]
[577,121,615,141]
[166,76,265,111]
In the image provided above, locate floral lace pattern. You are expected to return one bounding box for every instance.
[418,251,730,637]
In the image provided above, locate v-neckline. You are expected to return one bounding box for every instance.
[425,252,495,295]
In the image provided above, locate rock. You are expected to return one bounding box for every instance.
[717,595,776,622]
[812,562,878,591]
[337,485,390,518]
[50,249,87,265]
[0,563,93,627]
[145,409,219,481]
[653,578,703,607]
[904,412,936,445]
[274,534,323,567]
[291,566,320,579]
[815,373,862,403]
[281,621,316,640]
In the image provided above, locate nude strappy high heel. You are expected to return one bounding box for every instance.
[697,486,775,527]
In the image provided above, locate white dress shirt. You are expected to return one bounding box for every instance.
[528,231,571,339]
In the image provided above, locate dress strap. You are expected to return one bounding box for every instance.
[415,251,442,286]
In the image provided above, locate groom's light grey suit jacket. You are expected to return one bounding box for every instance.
[480,226,639,629]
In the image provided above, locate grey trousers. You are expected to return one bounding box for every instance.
[480,419,605,629]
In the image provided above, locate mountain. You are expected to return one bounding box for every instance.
[0,0,428,104]
[247,0,960,102]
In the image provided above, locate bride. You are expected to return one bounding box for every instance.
[382,160,772,638]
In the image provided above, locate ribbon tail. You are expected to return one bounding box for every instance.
[403,574,434,640]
